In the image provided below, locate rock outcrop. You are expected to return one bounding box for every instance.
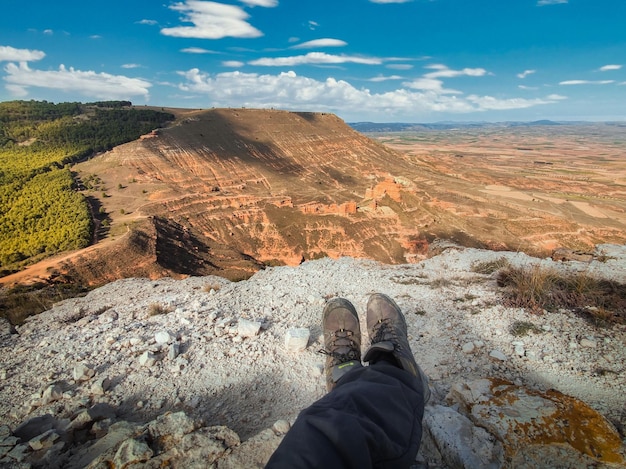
[1,244,625,467]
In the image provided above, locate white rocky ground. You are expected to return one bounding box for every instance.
[1,243,625,467]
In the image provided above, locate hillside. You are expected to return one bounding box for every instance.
[0,244,624,467]
[4,107,625,291]
[0,100,174,275]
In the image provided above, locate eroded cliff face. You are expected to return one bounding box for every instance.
[25,107,622,285]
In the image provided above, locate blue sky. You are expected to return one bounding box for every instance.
[1,0,625,122]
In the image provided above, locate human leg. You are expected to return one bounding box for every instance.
[266,295,428,468]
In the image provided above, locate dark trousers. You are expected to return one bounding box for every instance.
[265,361,426,469]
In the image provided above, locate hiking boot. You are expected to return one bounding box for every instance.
[320,298,362,391]
[363,293,431,403]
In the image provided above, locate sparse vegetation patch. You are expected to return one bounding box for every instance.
[510,320,543,337]
[497,265,626,323]
[471,257,511,274]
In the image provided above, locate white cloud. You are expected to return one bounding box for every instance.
[161,1,262,39]
[370,0,412,3]
[519,85,539,90]
[559,80,615,85]
[4,62,151,100]
[249,52,382,66]
[424,64,487,78]
[223,60,245,67]
[137,19,158,25]
[599,64,622,71]
[517,69,536,79]
[291,38,347,49]
[404,77,460,94]
[176,68,555,119]
[43,29,54,35]
[0,45,45,62]
[537,0,568,5]
[122,63,141,69]
[368,75,403,82]
[181,47,217,54]
[386,64,413,70]
[90,35,103,40]
[239,0,278,6]
[546,94,567,100]
[308,21,319,30]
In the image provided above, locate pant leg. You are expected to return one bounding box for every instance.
[265,362,426,469]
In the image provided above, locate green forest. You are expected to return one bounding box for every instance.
[0,100,174,272]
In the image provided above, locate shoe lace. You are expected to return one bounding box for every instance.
[370,319,400,349]
[319,329,359,364]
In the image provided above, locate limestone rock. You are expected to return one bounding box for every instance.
[113,438,153,467]
[217,428,282,469]
[90,377,111,395]
[139,351,159,367]
[155,331,173,345]
[447,378,625,466]
[238,319,262,338]
[73,364,95,382]
[424,405,503,468]
[285,328,310,352]
[147,411,198,451]
[28,429,60,451]
[41,384,64,404]
[488,350,507,362]
[168,343,180,360]
[271,420,290,435]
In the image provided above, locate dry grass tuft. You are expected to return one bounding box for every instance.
[203,283,221,293]
[497,265,626,324]
[148,303,174,316]
[471,257,511,275]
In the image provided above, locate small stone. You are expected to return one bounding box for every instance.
[462,343,475,354]
[139,351,158,367]
[580,338,597,348]
[168,343,180,360]
[72,364,95,382]
[285,328,310,352]
[512,341,525,357]
[41,384,63,404]
[155,331,172,345]
[28,430,59,451]
[272,420,290,434]
[130,337,142,346]
[238,319,262,338]
[91,377,111,395]
[569,341,578,350]
[489,350,507,361]
[473,340,485,348]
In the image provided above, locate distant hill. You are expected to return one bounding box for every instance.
[348,120,571,132]
[2,105,624,291]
